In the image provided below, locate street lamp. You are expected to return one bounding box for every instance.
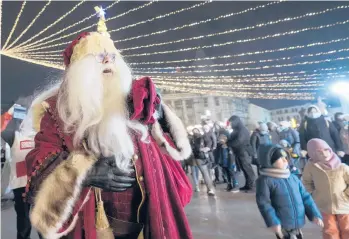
[331,81,349,113]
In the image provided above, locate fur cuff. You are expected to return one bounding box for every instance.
[30,152,97,239]
[151,104,192,160]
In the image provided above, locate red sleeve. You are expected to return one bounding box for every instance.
[1,112,13,132]
[24,110,65,202]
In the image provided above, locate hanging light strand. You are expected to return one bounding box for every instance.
[124,20,349,57]
[155,85,315,100]
[133,55,349,74]
[1,51,64,70]
[128,37,349,66]
[114,1,282,43]
[154,79,325,88]
[12,0,120,51]
[120,5,349,52]
[132,48,349,71]
[2,1,27,50]
[10,0,86,51]
[151,72,349,83]
[6,1,52,50]
[110,1,210,33]
[154,80,323,92]
[14,1,156,52]
[145,69,348,80]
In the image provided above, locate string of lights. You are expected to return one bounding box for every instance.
[133,56,349,74]
[10,0,86,51]
[154,79,324,88]
[12,0,120,51]
[18,35,349,65]
[109,1,210,34]
[124,20,349,57]
[128,37,349,67]
[14,1,156,53]
[1,51,64,70]
[5,1,52,50]
[114,1,281,43]
[132,48,349,71]
[2,1,27,50]
[135,67,347,79]
[120,5,349,52]
[151,73,349,83]
[155,85,316,100]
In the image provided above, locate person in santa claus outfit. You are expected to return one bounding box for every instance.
[24,8,193,239]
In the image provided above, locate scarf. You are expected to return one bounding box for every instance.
[307,138,341,170]
[260,168,291,178]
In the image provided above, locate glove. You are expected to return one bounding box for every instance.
[83,156,136,192]
[301,150,308,158]
[269,225,283,238]
[337,151,345,158]
[313,217,324,228]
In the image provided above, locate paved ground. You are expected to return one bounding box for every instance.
[1,174,322,239]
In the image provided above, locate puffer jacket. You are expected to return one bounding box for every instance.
[299,116,343,152]
[256,145,321,230]
[303,162,349,214]
[279,128,301,156]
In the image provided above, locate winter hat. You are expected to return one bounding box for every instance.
[63,7,117,67]
[279,121,291,129]
[307,105,321,115]
[307,138,341,169]
[267,122,277,130]
[259,123,269,134]
[270,148,288,165]
[279,139,290,148]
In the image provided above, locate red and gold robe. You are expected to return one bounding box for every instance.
[25,77,193,239]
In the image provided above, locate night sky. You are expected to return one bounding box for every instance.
[1,1,349,111]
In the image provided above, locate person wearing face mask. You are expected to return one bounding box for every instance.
[268,122,280,144]
[228,115,256,192]
[303,138,349,239]
[250,122,272,175]
[339,115,349,165]
[191,128,215,196]
[202,124,220,182]
[333,112,345,134]
[278,121,301,158]
[256,144,323,239]
[299,105,344,158]
[216,131,239,192]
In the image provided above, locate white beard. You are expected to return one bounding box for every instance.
[57,55,147,172]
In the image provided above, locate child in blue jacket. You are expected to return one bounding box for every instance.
[256,144,323,239]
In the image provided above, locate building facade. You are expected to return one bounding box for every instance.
[270,103,311,124]
[247,104,271,130]
[161,93,249,126]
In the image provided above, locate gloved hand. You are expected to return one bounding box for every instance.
[301,150,308,158]
[83,156,136,192]
[337,151,345,158]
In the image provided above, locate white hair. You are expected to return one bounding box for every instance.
[57,55,147,171]
[19,84,61,136]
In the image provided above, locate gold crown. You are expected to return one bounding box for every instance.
[94,6,110,37]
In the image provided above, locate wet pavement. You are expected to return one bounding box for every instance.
[1,176,322,239]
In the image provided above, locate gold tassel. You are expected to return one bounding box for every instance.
[95,188,114,239]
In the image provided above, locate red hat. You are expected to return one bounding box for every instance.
[62,32,90,67]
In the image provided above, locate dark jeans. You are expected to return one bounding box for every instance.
[13,187,43,239]
[223,167,238,187]
[214,165,226,182]
[235,150,255,188]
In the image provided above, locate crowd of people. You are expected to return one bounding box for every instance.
[183,104,349,239]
